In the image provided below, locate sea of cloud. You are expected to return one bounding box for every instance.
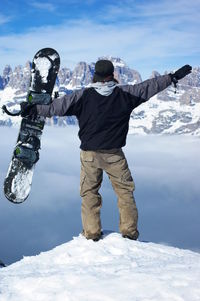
[0,125,200,265]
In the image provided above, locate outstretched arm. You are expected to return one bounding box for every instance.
[120,65,192,109]
[36,88,84,118]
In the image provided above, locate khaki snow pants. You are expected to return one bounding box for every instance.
[80,148,138,240]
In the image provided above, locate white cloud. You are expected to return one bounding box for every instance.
[0,0,199,78]
[0,13,11,25]
[100,0,200,20]
[30,1,56,12]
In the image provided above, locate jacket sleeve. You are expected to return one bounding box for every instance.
[120,74,172,109]
[36,88,84,118]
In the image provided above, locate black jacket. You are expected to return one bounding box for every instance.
[36,75,172,150]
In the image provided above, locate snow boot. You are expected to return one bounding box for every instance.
[81,230,103,242]
[122,230,139,240]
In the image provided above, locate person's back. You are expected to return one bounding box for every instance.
[67,83,136,150]
[22,59,192,241]
[43,59,172,152]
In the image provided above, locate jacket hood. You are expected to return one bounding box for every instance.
[90,81,117,96]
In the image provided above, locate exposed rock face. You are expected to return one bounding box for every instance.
[70,61,94,87]
[58,67,72,86]
[7,62,31,93]
[2,65,12,87]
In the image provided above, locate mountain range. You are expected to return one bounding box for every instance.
[0,57,199,135]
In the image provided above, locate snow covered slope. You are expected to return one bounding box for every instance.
[0,232,200,301]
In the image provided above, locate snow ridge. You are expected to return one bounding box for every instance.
[0,232,200,301]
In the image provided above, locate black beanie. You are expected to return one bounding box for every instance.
[93,59,114,82]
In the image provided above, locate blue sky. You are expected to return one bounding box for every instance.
[0,0,200,79]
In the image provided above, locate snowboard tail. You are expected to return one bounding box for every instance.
[4,48,60,203]
[4,159,34,203]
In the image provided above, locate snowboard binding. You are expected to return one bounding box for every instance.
[14,136,40,169]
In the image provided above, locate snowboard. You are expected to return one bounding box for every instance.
[3,48,60,204]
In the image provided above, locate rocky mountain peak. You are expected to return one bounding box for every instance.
[70,61,94,87]
[3,65,12,77]
[24,61,31,72]
[150,71,161,78]
[7,64,30,92]
[2,65,12,87]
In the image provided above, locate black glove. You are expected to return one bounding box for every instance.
[170,65,192,82]
[20,102,37,119]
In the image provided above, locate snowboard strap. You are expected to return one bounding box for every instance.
[2,105,22,116]
[2,92,52,117]
[170,76,178,94]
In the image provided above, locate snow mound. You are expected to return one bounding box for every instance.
[0,232,200,301]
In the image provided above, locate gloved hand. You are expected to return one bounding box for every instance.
[20,102,37,118]
[170,65,192,82]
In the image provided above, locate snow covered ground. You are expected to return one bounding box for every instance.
[0,231,200,301]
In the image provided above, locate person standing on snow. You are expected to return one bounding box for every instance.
[21,60,192,241]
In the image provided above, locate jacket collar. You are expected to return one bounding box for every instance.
[90,81,117,96]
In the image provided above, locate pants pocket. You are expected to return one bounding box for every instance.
[80,151,94,162]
